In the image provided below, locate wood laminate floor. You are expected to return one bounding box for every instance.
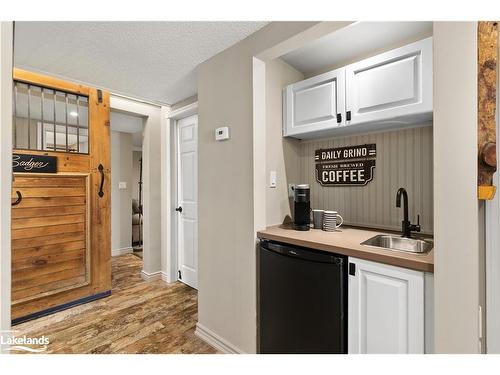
[12,254,217,354]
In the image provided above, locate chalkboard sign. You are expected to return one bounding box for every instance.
[13,154,57,173]
[315,144,376,186]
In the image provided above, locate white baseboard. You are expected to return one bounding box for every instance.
[194,322,244,354]
[140,269,162,282]
[161,271,169,283]
[140,270,172,284]
[112,247,133,257]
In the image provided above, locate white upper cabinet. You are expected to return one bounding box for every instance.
[348,257,424,354]
[283,37,433,139]
[283,67,345,138]
[345,37,433,126]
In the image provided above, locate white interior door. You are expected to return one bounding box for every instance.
[177,115,198,289]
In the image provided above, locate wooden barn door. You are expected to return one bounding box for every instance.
[11,69,111,323]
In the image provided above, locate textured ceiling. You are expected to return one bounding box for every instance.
[14,22,268,104]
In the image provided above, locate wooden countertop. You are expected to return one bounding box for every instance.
[257,225,434,273]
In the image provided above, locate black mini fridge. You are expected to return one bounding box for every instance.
[258,240,347,354]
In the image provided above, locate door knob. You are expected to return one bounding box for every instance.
[175,206,183,213]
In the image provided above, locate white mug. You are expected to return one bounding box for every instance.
[323,211,344,231]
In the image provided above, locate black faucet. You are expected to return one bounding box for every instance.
[396,187,421,238]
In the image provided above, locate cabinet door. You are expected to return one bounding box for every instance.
[345,37,432,126]
[283,67,345,138]
[348,257,424,354]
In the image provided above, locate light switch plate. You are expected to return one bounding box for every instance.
[118,181,127,190]
[269,171,277,188]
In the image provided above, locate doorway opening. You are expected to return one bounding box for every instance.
[110,110,145,264]
[132,148,143,257]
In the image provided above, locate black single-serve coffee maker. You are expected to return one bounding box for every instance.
[293,184,310,231]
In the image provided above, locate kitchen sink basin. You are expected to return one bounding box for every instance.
[361,235,433,254]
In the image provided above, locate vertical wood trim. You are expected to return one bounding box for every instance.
[84,174,91,284]
[478,21,498,199]
[89,89,111,293]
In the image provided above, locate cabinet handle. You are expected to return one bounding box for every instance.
[346,111,352,122]
[336,113,342,123]
[349,262,356,276]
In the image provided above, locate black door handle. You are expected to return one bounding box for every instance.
[98,164,105,198]
[175,206,183,213]
[12,191,22,206]
[349,262,356,276]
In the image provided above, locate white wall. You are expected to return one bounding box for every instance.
[197,21,320,354]
[111,131,133,254]
[0,22,13,352]
[433,22,480,353]
[265,59,303,226]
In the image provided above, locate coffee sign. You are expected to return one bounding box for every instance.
[13,154,57,173]
[315,144,376,186]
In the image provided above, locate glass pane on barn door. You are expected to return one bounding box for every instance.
[13,81,90,154]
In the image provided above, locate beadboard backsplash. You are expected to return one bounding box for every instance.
[299,125,433,233]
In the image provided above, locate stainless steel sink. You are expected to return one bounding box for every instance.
[361,235,433,254]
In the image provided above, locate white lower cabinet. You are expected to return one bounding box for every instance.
[348,257,425,354]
